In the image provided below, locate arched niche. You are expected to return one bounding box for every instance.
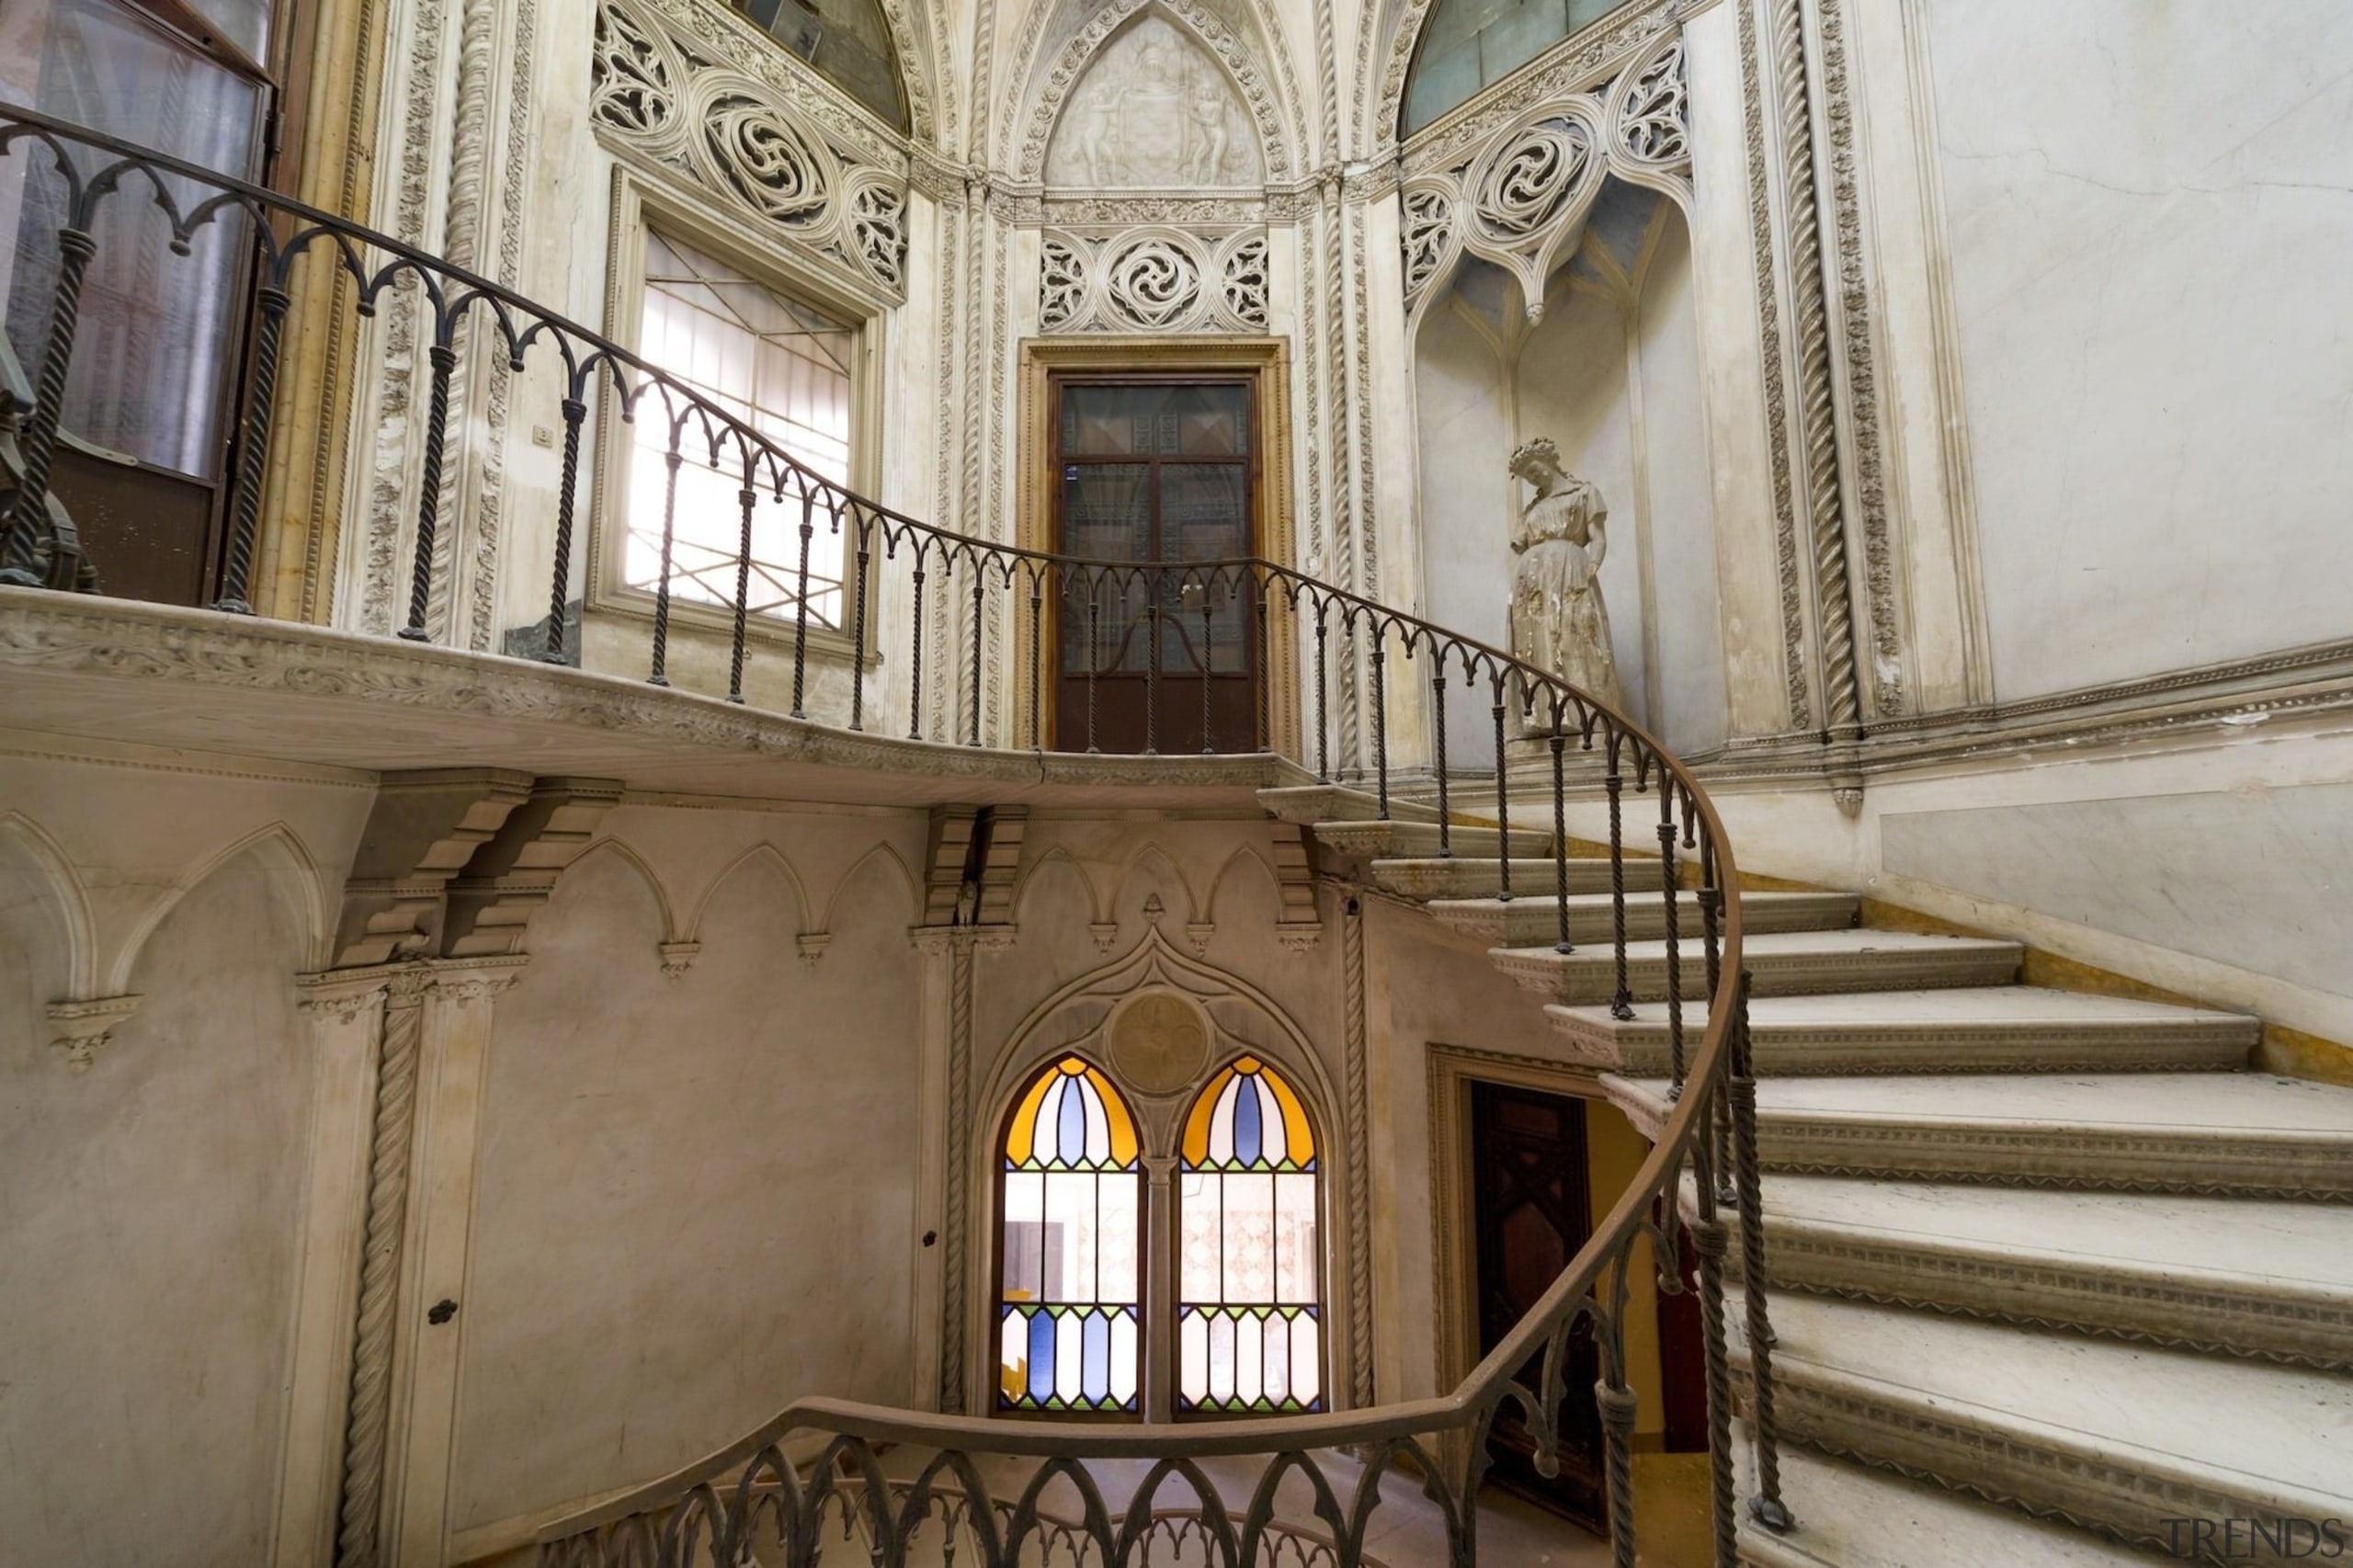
[1412,179,1728,760]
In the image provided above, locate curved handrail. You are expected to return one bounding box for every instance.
[0,103,1788,1567]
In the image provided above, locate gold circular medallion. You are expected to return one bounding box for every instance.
[1106,989,1211,1095]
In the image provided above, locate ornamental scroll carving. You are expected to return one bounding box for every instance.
[590,0,910,299]
[1400,33,1691,335]
[1038,228,1268,335]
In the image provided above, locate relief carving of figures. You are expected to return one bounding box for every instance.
[1509,438,1626,713]
[1044,15,1263,188]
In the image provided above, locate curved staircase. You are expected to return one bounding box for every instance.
[1268,781,2353,1568]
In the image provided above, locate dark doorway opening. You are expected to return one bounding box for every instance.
[1469,1080,1607,1529]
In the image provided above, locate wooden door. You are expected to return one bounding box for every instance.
[3,0,290,604]
[1469,1080,1607,1529]
[1051,378,1257,754]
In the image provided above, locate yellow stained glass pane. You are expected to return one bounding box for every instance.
[1265,1064,1315,1166]
[1080,1064,1141,1166]
[1183,1063,1238,1167]
[1005,1063,1060,1166]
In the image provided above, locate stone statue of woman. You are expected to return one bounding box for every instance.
[1507,437,1627,713]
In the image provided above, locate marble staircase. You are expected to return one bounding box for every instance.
[1263,782,2353,1568]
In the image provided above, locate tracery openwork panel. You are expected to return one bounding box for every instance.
[1398,32,1691,334]
[1035,228,1269,335]
[590,0,910,301]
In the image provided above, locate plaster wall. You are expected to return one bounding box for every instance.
[0,744,369,1568]
[449,802,930,1534]
[1918,0,2353,699]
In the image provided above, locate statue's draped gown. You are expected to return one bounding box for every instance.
[1509,476,1627,712]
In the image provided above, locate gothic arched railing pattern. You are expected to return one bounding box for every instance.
[0,104,1790,1568]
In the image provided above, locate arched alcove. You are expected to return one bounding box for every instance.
[1413,179,1728,759]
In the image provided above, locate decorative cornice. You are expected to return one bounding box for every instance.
[0,593,1301,799]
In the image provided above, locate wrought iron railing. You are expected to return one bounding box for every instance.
[0,104,1790,1568]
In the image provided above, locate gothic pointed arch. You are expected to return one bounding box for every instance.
[995,1054,1145,1413]
[1176,1054,1324,1413]
[1012,0,1302,184]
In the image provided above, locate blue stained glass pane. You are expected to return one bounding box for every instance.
[1028,1310,1057,1403]
[1083,1312,1110,1403]
[1057,1080,1086,1166]
[1234,1076,1263,1166]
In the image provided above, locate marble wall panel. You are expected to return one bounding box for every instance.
[1924,0,2353,699]
[1881,781,2353,1001]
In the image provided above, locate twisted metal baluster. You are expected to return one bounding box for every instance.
[1431,661,1451,857]
[1691,1115,1741,1568]
[1660,789,1686,1095]
[1199,588,1214,754]
[791,486,815,717]
[907,558,926,739]
[1730,972,1794,1530]
[1086,574,1101,754]
[1253,573,1271,752]
[1699,834,1731,1190]
[1492,685,1512,900]
[1314,605,1330,781]
[645,441,682,683]
[1029,565,1043,751]
[727,477,756,704]
[848,512,870,731]
[1551,724,1573,954]
[1,224,95,587]
[1370,623,1390,819]
[541,394,586,663]
[215,280,290,613]
[969,560,985,746]
[1145,570,1161,756]
[1607,745,1634,1019]
[400,340,460,642]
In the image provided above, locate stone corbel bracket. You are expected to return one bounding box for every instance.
[442,778,628,959]
[1400,32,1691,338]
[332,769,537,969]
[1271,821,1323,949]
[46,994,142,1073]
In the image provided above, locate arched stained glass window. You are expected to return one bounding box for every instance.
[998,1057,1142,1413]
[1177,1057,1323,1414]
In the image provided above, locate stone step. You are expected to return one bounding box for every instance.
[1490,929,2022,1005]
[1370,856,1629,901]
[1610,1072,2353,1199]
[1548,987,2257,1075]
[1258,782,1448,826]
[1745,1176,2353,1371]
[1732,1291,2353,1561]
[1428,890,1857,947]
[1733,1442,2180,1568]
[1307,818,1555,860]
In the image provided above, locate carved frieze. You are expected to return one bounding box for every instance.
[1399,33,1692,333]
[590,0,910,300]
[1038,227,1270,335]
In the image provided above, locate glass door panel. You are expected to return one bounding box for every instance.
[1052,379,1256,754]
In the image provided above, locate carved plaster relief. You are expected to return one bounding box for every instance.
[1043,14,1265,187]
[1038,227,1269,335]
[1399,33,1693,335]
[590,0,911,299]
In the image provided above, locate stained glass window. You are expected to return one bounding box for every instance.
[1177,1058,1323,1414]
[998,1057,1143,1413]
